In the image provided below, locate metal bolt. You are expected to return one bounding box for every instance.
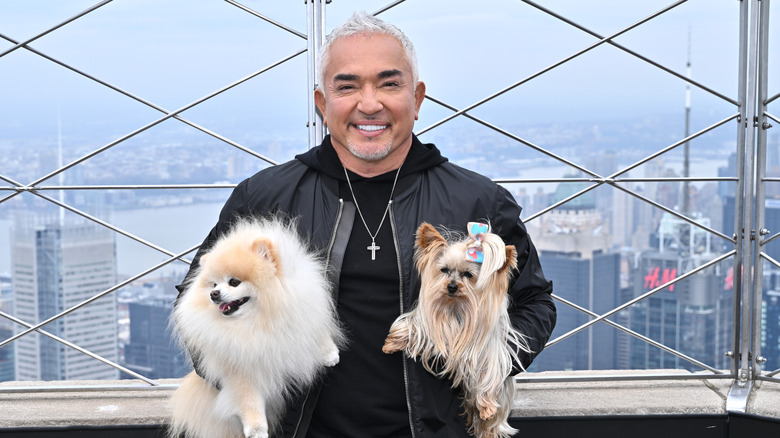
[757,356,767,364]
[726,351,734,358]
[763,122,773,130]
[760,228,771,236]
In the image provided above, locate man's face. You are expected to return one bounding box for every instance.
[315,34,425,167]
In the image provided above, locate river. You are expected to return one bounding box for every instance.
[0,202,224,279]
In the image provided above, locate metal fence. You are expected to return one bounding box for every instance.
[0,0,776,412]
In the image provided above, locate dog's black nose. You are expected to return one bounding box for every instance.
[210,290,221,302]
[447,283,459,295]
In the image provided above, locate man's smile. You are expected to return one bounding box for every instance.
[355,124,387,131]
[353,123,389,136]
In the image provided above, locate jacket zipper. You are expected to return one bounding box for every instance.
[291,198,345,438]
[389,201,417,438]
[324,198,345,271]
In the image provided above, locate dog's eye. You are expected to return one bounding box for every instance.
[462,271,473,279]
[228,278,241,287]
[440,267,450,274]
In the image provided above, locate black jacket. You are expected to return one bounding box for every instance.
[176,135,556,437]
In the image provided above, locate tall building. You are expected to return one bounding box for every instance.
[762,290,780,371]
[122,296,189,379]
[626,214,732,371]
[0,274,14,382]
[723,196,780,266]
[532,251,621,371]
[526,181,620,371]
[11,215,119,381]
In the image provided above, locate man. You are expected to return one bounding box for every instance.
[177,11,556,438]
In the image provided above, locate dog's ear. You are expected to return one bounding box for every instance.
[501,244,519,275]
[251,237,278,265]
[415,222,447,253]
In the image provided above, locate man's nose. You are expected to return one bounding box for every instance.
[357,86,383,114]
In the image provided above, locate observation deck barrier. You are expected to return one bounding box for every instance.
[1,1,779,436]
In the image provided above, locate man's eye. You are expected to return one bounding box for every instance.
[383,81,399,88]
[228,278,241,287]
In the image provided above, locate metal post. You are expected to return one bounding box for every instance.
[752,0,772,379]
[731,0,750,381]
[740,0,762,385]
[727,0,762,411]
[682,28,691,218]
[306,0,327,150]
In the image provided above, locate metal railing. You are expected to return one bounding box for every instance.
[0,0,776,414]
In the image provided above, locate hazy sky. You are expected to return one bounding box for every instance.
[0,0,774,143]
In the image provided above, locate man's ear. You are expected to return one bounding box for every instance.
[314,88,328,126]
[413,81,426,121]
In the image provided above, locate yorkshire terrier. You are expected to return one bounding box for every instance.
[383,222,530,438]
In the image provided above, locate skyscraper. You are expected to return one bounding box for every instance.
[526,181,620,371]
[626,214,732,371]
[11,215,119,381]
[532,251,621,371]
[0,274,14,382]
[761,290,780,371]
[122,297,189,379]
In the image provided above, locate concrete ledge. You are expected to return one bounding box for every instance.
[1,371,779,428]
[512,370,735,417]
[0,379,178,428]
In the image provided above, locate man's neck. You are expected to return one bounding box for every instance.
[334,141,412,178]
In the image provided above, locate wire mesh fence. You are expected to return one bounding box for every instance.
[0,0,776,395]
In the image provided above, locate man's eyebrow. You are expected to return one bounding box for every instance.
[332,69,403,82]
[333,73,359,82]
[377,69,403,79]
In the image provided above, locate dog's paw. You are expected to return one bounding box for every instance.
[382,334,408,354]
[382,337,399,354]
[323,349,340,367]
[244,424,269,438]
[478,404,498,421]
[382,319,410,354]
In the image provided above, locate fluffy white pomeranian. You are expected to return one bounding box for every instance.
[169,217,343,438]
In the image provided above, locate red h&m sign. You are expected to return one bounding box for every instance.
[644,267,677,291]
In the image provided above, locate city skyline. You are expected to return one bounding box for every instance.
[0,110,756,280]
[0,1,777,383]
[0,135,762,379]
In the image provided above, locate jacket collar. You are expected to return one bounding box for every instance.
[295,134,448,182]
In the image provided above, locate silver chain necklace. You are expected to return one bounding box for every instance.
[342,163,403,261]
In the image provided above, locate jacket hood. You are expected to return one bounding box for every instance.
[295,134,448,181]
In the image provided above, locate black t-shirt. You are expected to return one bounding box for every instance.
[299,137,449,437]
[306,167,412,437]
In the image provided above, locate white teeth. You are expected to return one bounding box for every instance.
[356,124,386,132]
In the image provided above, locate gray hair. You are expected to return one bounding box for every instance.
[317,11,419,90]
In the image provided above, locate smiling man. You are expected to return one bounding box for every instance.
[315,31,425,177]
[177,11,556,438]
